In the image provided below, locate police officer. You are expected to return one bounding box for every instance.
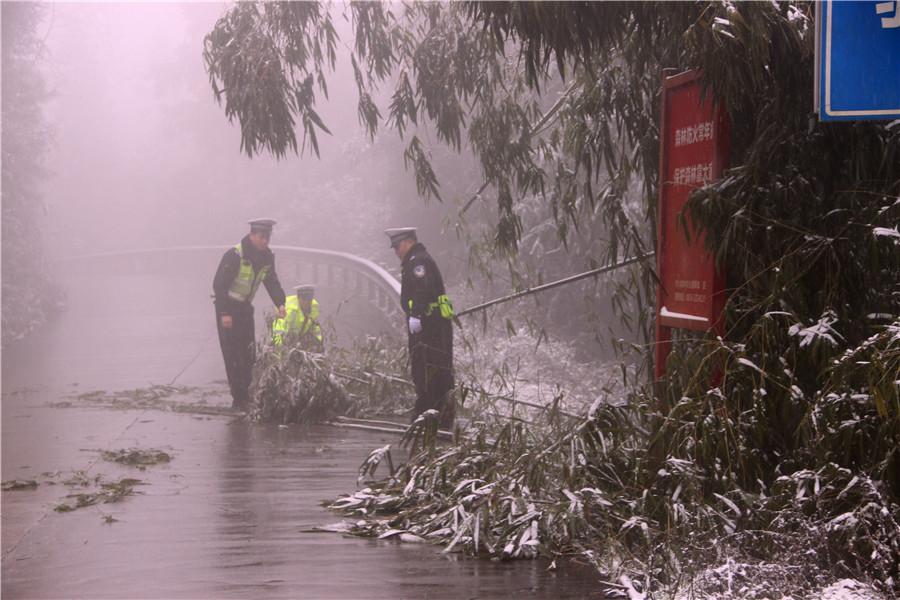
[213,219,286,410]
[272,284,323,351]
[385,227,455,428]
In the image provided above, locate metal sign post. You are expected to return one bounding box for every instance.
[655,70,730,383]
[815,0,900,121]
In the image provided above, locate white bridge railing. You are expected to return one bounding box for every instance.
[60,245,404,328]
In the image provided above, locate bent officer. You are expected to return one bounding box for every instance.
[213,218,286,410]
[385,227,455,428]
[272,284,323,351]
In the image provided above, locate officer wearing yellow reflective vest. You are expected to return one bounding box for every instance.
[385,227,455,428]
[213,219,286,410]
[272,284,323,351]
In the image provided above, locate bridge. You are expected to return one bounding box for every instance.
[59,245,406,344]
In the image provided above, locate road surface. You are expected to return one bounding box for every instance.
[2,269,603,598]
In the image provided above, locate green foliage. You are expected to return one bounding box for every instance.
[330,335,414,417]
[329,416,580,561]
[205,2,900,591]
[203,2,337,158]
[758,463,900,587]
[249,334,412,424]
[196,2,682,353]
[328,364,900,594]
[203,0,896,342]
[251,345,352,424]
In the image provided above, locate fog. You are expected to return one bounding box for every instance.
[36,2,462,270]
[4,0,627,368]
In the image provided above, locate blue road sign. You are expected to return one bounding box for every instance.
[817,0,900,121]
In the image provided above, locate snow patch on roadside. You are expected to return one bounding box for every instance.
[820,579,884,600]
[669,566,886,600]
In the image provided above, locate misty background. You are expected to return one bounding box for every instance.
[4,1,625,384]
[37,3,472,270]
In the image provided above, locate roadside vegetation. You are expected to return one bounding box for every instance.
[324,325,898,598]
[247,311,898,597]
[247,326,898,598]
[249,333,411,424]
[205,2,899,596]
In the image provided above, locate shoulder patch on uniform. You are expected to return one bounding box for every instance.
[413,265,426,278]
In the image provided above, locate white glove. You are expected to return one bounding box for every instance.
[408,316,423,334]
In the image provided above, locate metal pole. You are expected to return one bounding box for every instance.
[455,252,655,318]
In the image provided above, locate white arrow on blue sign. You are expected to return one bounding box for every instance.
[816,0,900,121]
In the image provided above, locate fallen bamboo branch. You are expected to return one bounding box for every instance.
[332,370,415,388]
[336,415,409,429]
[327,418,454,440]
[461,384,582,420]
[326,421,406,435]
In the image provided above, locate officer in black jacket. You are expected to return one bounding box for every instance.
[213,219,286,410]
[386,227,454,428]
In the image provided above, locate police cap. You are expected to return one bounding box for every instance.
[248,218,277,234]
[294,284,315,299]
[384,227,417,248]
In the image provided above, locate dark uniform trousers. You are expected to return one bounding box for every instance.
[400,242,454,427]
[212,235,286,410]
[215,304,255,409]
[409,314,454,417]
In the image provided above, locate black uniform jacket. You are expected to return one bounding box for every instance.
[400,242,454,406]
[400,242,447,322]
[212,235,286,316]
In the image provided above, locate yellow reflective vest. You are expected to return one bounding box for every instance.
[227,243,270,303]
[272,296,322,347]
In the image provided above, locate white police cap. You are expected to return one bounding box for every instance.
[384,227,417,248]
[248,218,277,233]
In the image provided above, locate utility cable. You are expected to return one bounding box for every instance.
[169,331,215,386]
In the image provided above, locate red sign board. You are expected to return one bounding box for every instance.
[655,70,729,379]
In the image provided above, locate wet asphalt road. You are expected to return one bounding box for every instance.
[2,269,604,598]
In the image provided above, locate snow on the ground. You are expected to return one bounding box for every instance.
[819,579,885,600]
[670,572,887,600]
[455,329,624,416]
